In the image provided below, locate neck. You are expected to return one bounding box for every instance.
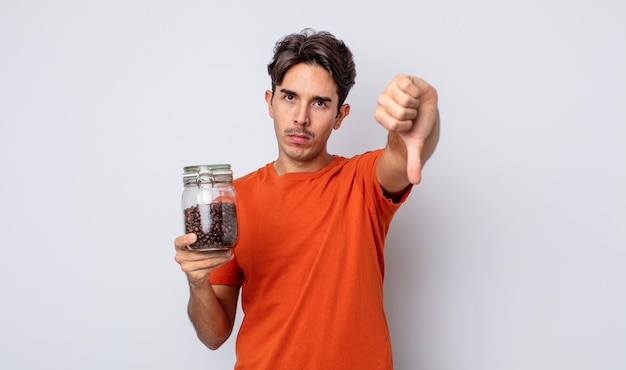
[273,153,334,175]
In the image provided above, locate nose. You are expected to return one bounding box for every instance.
[293,103,310,126]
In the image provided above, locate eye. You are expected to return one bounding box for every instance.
[285,94,295,101]
[314,99,327,107]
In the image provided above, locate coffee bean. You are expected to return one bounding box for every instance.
[184,202,238,250]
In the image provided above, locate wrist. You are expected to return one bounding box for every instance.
[188,275,212,292]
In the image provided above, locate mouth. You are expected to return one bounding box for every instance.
[287,133,311,144]
[285,129,314,144]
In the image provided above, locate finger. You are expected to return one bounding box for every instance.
[383,80,420,110]
[408,76,438,107]
[185,251,234,269]
[394,74,421,100]
[375,108,411,133]
[175,249,234,273]
[174,233,197,250]
[375,95,416,132]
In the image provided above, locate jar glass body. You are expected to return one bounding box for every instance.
[181,164,238,251]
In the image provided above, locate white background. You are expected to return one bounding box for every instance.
[1,1,624,369]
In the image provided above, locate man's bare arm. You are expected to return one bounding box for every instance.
[174,233,240,349]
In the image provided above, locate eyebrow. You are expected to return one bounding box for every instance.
[279,88,333,103]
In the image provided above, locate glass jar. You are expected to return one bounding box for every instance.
[181,164,238,251]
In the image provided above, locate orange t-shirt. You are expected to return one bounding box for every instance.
[210,150,411,369]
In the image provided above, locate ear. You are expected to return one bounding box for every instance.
[333,104,350,130]
[265,90,274,118]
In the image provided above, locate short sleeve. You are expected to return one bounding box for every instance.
[209,252,244,285]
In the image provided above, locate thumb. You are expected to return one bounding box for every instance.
[403,78,438,185]
[404,135,424,184]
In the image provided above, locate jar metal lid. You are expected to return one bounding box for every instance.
[183,164,231,176]
[183,164,233,186]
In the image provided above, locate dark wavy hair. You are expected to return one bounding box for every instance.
[267,29,356,113]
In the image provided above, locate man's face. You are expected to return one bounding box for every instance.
[265,63,349,167]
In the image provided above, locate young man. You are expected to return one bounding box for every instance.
[174,29,440,369]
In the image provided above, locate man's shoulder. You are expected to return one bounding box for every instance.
[340,149,384,167]
[234,162,271,186]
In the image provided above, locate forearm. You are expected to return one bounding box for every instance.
[187,281,235,350]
